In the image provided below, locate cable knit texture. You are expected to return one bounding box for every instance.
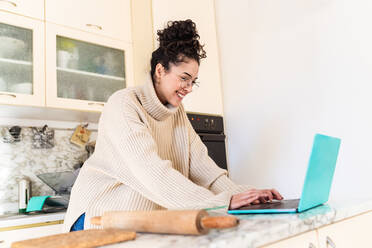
[62,79,252,232]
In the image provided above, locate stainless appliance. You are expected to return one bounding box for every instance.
[187,113,228,171]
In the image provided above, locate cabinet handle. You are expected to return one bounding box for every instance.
[0,93,16,98]
[309,243,316,248]
[0,0,17,7]
[86,24,103,30]
[326,236,336,248]
[88,102,104,107]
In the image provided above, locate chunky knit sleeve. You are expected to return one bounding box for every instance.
[98,93,233,210]
[187,120,254,195]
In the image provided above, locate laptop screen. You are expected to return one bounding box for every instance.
[297,134,341,212]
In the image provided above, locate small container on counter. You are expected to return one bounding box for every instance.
[18,178,31,213]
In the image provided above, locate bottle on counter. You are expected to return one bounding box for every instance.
[18,178,31,213]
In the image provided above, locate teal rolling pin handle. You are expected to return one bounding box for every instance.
[26,196,51,212]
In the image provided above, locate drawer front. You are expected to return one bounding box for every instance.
[317,211,372,248]
[262,230,318,248]
[0,224,63,248]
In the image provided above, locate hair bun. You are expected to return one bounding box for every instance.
[157,19,199,48]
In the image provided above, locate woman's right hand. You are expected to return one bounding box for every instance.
[229,188,283,210]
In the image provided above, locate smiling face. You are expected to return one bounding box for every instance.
[153,58,199,107]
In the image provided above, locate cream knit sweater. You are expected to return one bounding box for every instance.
[62,78,252,232]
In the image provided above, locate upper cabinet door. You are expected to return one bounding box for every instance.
[0,12,45,107]
[45,0,132,43]
[0,0,44,20]
[45,23,134,112]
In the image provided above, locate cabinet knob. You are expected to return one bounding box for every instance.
[0,0,17,7]
[86,24,103,30]
[326,236,336,248]
[0,93,16,98]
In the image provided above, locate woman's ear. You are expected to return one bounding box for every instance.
[155,63,164,82]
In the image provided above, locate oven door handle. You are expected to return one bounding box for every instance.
[199,134,226,142]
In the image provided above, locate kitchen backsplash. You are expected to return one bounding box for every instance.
[0,125,97,214]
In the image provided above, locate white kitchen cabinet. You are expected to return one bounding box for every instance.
[1,0,222,116]
[0,223,63,248]
[0,1,134,114]
[0,0,44,20]
[151,0,224,115]
[261,210,372,248]
[317,211,372,248]
[262,230,319,248]
[0,11,45,107]
[45,0,132,43]
[45,22,134,112]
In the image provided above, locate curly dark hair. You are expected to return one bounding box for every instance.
[150,19,207,80]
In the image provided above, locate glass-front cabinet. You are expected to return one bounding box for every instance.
[56,36,126,102]
[46,23,134,112]
[0,12,44,106]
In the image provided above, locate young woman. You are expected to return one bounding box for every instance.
[63,19,282,232]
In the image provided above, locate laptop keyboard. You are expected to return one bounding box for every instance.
[238,199,300,210]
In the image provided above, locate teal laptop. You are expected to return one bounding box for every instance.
[228,134,341,214]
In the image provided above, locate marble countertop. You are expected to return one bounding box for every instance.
[102,198,372,248]
[1,198,371,247]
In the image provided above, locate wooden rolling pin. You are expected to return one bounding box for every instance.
[91,210,239,235]
[11,229,136,248]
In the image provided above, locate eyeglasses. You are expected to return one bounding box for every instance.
[178,75,200,92]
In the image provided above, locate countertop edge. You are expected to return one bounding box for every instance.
[0,211,66,230]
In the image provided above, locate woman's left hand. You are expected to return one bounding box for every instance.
[252,188,283,204]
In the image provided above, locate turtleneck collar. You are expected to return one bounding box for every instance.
[139,77,179,121]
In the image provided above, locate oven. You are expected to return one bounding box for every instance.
[187,113,228,171]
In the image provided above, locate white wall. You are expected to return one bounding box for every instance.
[215,0,372,200]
